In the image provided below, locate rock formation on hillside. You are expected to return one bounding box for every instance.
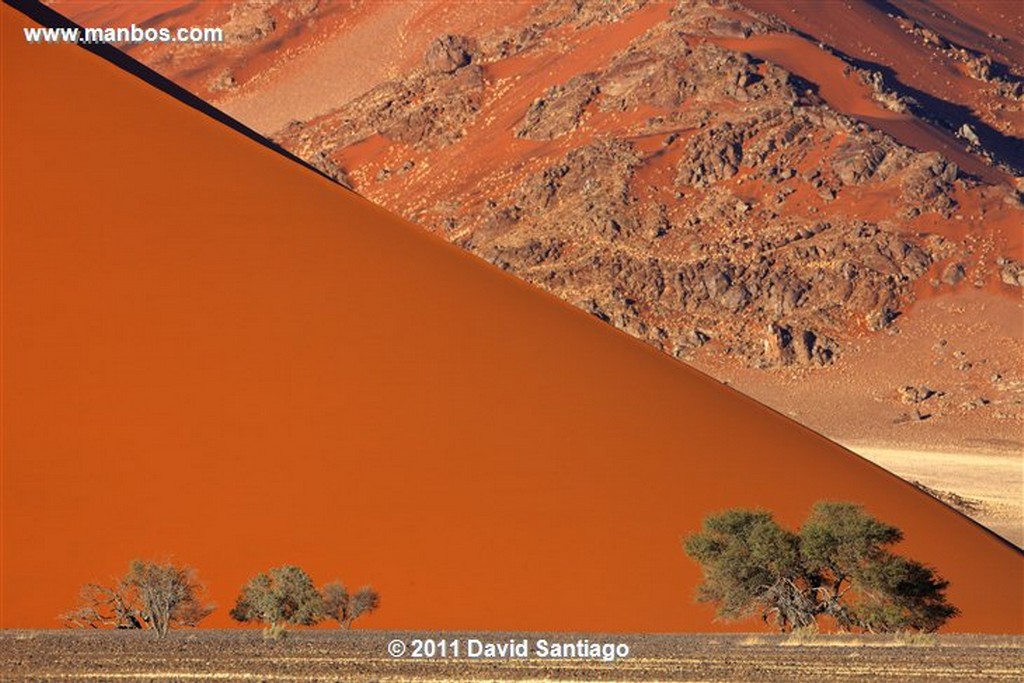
[277,0,1020,377]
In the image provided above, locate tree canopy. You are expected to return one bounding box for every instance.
[230,565,324,635]
[322,583,380,628]
[683,502,958,632]
[61,560,213,638]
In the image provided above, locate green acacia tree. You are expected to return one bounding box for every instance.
[683,502,958,633]
[230,565,324,638]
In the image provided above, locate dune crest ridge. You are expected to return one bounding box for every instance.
[2,3,1022,633]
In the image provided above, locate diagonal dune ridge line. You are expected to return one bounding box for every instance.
[2,0,1022,633]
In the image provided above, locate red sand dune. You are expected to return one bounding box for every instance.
[2,4,1022,633]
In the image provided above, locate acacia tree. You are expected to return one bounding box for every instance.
[61,560,213,638]
[683,509,817,630]
[125,560,215,638]
[230,565,324,637]
[61,581,143,631]
[322,582,380,628]
[683,502,958,633]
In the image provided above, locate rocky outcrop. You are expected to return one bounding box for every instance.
[517,74,600,140]
[278,62,485,153]
[224,4,276,43]
[899,152,959,217]
[463,123,939,368]
[831,140,889,185]
[424,35,474,74]
[764,323,837,367]
[998,257,1024,287]
[273,0,1018,374]
[677,122,745,186]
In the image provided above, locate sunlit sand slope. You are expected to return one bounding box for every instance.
[2,4,1021,633]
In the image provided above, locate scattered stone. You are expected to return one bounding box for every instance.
[941,262,966,285]
[912,481,982,513]
[225,5,276,43]
[898,385,942,404]
[997,257,1024,287]
[958,123,981,146]
[209,69,237,92]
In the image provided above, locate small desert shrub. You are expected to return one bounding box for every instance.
[737,634,769,646]
[894,630,939,647]
[785,624,820,645]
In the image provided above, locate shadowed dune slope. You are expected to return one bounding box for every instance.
[2,5,1022,632]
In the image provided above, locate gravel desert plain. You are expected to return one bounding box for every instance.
[2,0,1023,681]
[3,631,1024,682]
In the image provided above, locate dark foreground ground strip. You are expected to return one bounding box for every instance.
[2,631,1023,682]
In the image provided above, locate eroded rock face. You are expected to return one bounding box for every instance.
[458,126,941,368]
[424,35,474,74]
[677,122,745,187]
[900,153,959,217]
[281,62,485,153]
[764,323,837,367]
[517,74,600,140]
[273,0,1021,372]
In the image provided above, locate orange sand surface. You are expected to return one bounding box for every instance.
[2,4,1022,633]
[46,0,536,135]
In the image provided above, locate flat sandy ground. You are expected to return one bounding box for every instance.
[713,291,1024,549]
[849,445,1024,548]
[2,630,1022,682]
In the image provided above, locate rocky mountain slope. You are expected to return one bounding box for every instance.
[273,0,1023,447]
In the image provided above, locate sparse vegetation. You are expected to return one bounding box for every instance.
[894,630,940,647]
[322,582,380,628]
[230,565,324,638]
[61,560,213,638]
[65,561,379,640]
[683,502,959,633]
[785,623,820,645]
[229,566,378,637]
